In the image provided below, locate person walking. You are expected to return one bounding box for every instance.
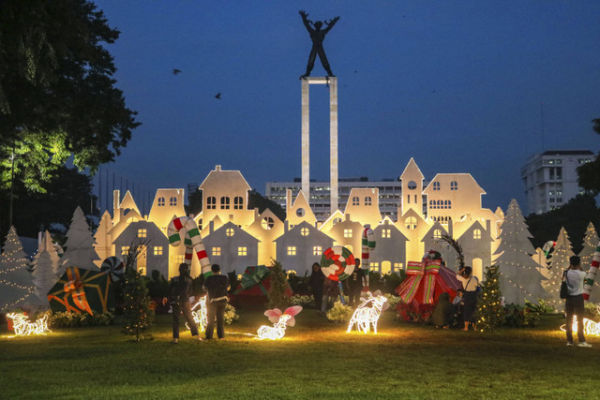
[456,266,479,331]
[564,255,592,347]
[309,262,325,310]
[203,264,230,340]
[163,263,201,343]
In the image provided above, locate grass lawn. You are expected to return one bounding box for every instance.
[0,310,597,400]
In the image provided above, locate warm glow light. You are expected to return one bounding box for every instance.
[186,296,207,332]
[257,306,302,340]
[560,316,600,336]
[346,292,388,334]
[6,313,50,336]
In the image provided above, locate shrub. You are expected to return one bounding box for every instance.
[49,311,114,328]
[224,303,239,325]
[290,294,314,307]
[326,300,353,323]
[503,304,540,327]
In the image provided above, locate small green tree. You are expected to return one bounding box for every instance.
[121,243,153,341]
[267,261,289,309]
[477,265,504,332]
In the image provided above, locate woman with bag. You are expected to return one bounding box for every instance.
[563,256,592,347]
[456,266,479,331]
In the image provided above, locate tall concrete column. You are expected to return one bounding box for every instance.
[301,79,310,199]
[329,77,338,213]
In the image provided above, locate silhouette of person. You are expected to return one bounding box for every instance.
[299,10,340,78]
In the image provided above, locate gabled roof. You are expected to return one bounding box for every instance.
[207,221,259,243]
[275,221,333,243]
[400,158,424,180]
[199,165,251,191]
[421,221,449,242]
[374,219,408,241]
[119,190,140,215]
[423,173,485,195]
[457,220,491,242]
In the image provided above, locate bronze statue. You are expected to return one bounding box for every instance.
[299,10,340,78]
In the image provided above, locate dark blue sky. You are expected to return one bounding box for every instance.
[94,1,600,214]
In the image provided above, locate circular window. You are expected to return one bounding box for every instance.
[296,208,305,217]
[226,228,235,237]
[301,227,309,236]
[407,181,417,190]
[261,217,274,230]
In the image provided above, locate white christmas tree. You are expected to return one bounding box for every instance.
[32,231,60,305]
[579,222,600,302]
[0,226,34,312]
[542,226,575,310]
[495,199,546,305]
[93,210,113,267]
[59,206,100,276]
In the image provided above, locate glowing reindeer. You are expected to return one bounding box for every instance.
[257,306,303,340]
[7,313,50,336]
[347,292,389,334]
[185,295,208,332]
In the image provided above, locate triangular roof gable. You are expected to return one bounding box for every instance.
[208,221,259,243]
[114,220,167,242]
[108,208,143,236]
[199,166,251,191]
[320,209,344,232]
[423,173,486,195]
[374,219,408,242]
[400,157,425,180]
[290,190,316,221]
[457,220,491,242]
[119,190,141,215]
[421,221,449,242]
[275,221,333,244]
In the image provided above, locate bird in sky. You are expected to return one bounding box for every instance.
[215,92,222,100]
[172,68,182,75]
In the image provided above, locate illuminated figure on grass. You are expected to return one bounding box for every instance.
[299,10,340,77]
[185,295,208,333]
[346,291,388,334]
[257,306,303,340]
[6,313,50,336]
[560,315,600,337]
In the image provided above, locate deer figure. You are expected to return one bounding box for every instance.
[7,313,50,336]
[185,295,208,332]
[257,306,303,340]
[347,291,389,334]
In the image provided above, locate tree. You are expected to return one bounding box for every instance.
[496,200,546,305]
[0,226,34,312]
[121,243,153,341]
[249,190,286,222]
[267,261,290,309]
[59,206,99,276]
[542,227,574,310]
[31,230,59,305]
[579,222,599,268]
[0,0,139,192]
[477,265,504,332]
[577,119,600,193]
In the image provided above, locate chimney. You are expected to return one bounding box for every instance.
[209,220,214,234]
[113,190,121,224]
[448,217,453,237]
[215,165,222,171]
[286,189,292,212]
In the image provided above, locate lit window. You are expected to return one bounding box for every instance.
[212,247,221,256]
[393,262,403,271]
[226,228,235,237]
[448,200,452,209]
[207,196,216,209]
[365,196,372,206]
[287,246,297,256]
[433,182,440,191]
[238,246,247,256]
[220,196,230,209]
[344,229,353,238]
[369,262,379,272]
[169,196,177,206]
[406,216,417,230]
[352,196,359,206]
[450,181,458,191]
[121,246,130,255]
[234,196,244,210]
[473,229,481,240]
[153,246,163,256]
[313,246,322,256]
[433,229,442,239]
[158,197,165,206]
[137,228,147,238]
[382,229,391,238]
[301,227,310,236]
[262,217,274,230]
[429,200,435,209]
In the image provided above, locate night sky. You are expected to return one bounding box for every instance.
[93,1,600,215]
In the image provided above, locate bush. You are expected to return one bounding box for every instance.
[503,304,540,327]
[584,302,600,319]
[383,294,401,309]
[49,311,114,328]
[287,272,310,295]
[224,303,239,325]
[290,294,314,307]
[525,299,554,314]
[326,300,353,323]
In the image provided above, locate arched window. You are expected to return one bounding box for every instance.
[296,208,305,217]
[169,196,177,206]
[158,197,165,207]
[473,229,482,240]
[433,181,440,191]
[352,196,359,206]
[448,200,452,209]
[451,181,458,191]
[433,229,442,239]
[234,196,243,210]
[300,227,310,236]
[406,216,417,230]
[207,196,216,209]
[261,217,274,230]
[220,196,230,209]
[365,196,372,206]
[429,200,435,209]
[444,200,449,209]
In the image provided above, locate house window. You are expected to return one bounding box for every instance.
[207,196,216,209]
[344,229,353,238]
[212,247,221,256]
[169,196,177,206]
[287,246,297,256]
[121,246,130,255]
[237,246,247,256]
[433,182,440,191]
[430,200,435,209]
[234,196,243,210]
[137,228,147,238]
[220,196,230,209]
[369,262,379,272]
[158,197,165,206]
[153,246,163,256]
[197,219,202,230]
[382,229,391,238]
[352,196,359,206]
[473,229,482,240]
[433,229,442,239]
[226,228,235,237]
[393,262,403,271]
[262,217,274,230]
[407,195,410,204]
[365,196,372,206]
[451,181,458,191]
[313,246,322,256]
[406,216,417,230]
[301,227,310,236]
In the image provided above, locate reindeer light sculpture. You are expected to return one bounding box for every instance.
[560,306,600,336]
[186,295,208,332]
[347,292,389,334]
[7,313,50,336]
[257,306,303,340]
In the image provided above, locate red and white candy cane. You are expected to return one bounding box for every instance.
[361,225,376,290]
[167,216,212,277]
[583,241,600,300]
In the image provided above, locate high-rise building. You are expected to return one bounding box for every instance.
[521,150,594,215]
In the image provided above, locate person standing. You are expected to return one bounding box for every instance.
[456,266,479,331]
[347,259,363,307]
[163,263,201,343]
[309,262,325,310]
[321,277,339,313]
[564,256,592,347]
[203,264,230,340]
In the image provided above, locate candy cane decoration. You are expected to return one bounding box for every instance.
[583,242,600,300]
[361,225,376,290]
[167,216,212,277]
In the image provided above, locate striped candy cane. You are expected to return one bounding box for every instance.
[583,242,600,300]
[167,216,212,277]
[361,225,376,290]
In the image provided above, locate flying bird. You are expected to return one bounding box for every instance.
[172,68,182,75]
[215,93,222,100]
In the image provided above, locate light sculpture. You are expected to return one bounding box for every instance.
[346,291,388,334]
[6,313,50,336]
[560,316,600,337]
[257,306,302,340]
[185,295,208,332]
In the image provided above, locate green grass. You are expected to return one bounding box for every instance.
[0,311,597,400]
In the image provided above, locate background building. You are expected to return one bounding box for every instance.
[521,150,593,215]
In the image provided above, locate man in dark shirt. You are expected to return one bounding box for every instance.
[346,259,363,307]
[203,264,230,339]
[163,263,201,343]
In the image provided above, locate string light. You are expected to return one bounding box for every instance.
[6,313,50,336]
[257,306,303,340]
[185,296,207,332]
[347,292,388,334]
[560,316,600,336]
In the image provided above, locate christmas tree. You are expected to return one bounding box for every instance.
[477,265,504,332]
[579,222,600,302]
[495,199,546,305]
[121,244,153,341]
[267,261,290,309]
[32,231,60,306]
[59,206,100,276]
[0,227,34,312]
[542,227,574,310]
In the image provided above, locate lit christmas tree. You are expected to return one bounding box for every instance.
[0,227,34,312]
[542,227,574,310]
[32,231,60,306]
[477,265,504,332]
[579,222,600,302]
[121,244,153,341]
[495,199,546,305]
[59,206,100,276]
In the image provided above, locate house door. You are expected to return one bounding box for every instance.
[137,245,147,276]
[472,258,483,281]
